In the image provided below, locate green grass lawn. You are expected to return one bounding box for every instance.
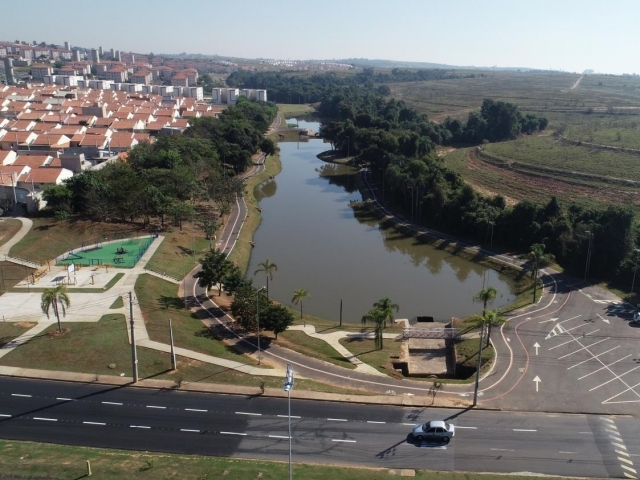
[277,103,315,118]
[276,330,355,370]
[455,337,495,378]
[0,322,32,348]
[144,224,210,281]
[338,336,402,376]
[0,262,34,295]
[0,218,22,248]
[0,439,574,480]
[135,274,257,366]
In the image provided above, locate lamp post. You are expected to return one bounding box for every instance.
[631,249,640,296]
[584,230,594,281]
[283,364,294,480]
[256,286,266,365]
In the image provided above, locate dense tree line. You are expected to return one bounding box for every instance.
[317,88,636,284]
[43,97,277,228]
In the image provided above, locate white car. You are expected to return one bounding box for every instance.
[633,312,640,323]
[411,420,455,443]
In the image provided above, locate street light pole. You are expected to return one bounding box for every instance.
[283,364,294,480]
[631,249,640,296]
[472,324,485,407]
[584,231,594,281]
[256,286,266,365]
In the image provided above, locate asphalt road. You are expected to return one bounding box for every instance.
[0,377,637,479]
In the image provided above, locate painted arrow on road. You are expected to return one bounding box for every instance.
[597,314,610,324]
[533,376,541,392]
[539,318,559,324]
[533,342,540,355]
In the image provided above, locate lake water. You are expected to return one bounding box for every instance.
[247,119,516,323]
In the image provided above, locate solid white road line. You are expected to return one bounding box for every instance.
[34,417,57,422]
[147,406,166,409]
[130,425,151,429]
[102,401,123,406]
[513,429,537,432]
[590,366,640,391]
[332,439,356,443]
[578,356,631,380]
[11,394,31,397]
[221,431,247,436]
[56,397,73,401]
[185,408,207,412]
[269,435,291,439]
[603,380,640,403]
[327,418,347,422]
[236,412,262,416]
[367,421,386,424]
[568,345,620,369]
[180,429,200,433]
[558,338,609,359]
[83,421,106,426]
[549,338,578,350]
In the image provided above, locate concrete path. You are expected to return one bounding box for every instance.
[0,321,53,359]
[0,217,33,256]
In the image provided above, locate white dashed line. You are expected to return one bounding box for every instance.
[12,394,31,398]
[83,421,106,426]
[403,423,415,426]
[34,417,57,422]
[559,451,578,454]
[269,435,291,439]
[0,414,11,417]
[185,408,207,412]
[147,406,166,409]
[235,412,261,416]
[332,439,356,443]
[513,429,537,432]
[327,418,347,422]
[491,448,515,451]
[102,401,123,406]
[180,429,200,433]
[130,425,151,429]
[455,426,478,429]
[278,415,301,419]
[56,397,73,401]
[221,431,247,436]
[367,421,386,424]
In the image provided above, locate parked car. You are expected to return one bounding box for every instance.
[633,311,640,323]
[411,420,455,443]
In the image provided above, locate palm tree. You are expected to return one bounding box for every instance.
[528,243,554,303]
[41,285,71,333]
[254,258,277,297]
[361,309,388,350]
[372,297,400,324]
[292,288,310,321]
[474,287,497,314]
[468,309,508,348]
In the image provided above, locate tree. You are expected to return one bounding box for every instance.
[262,304,294,339]
[194,249,230,296]
[222,265,247,296]
[473,286,497,314]
[260,137,278,157]
[199,217,219,250]
[254,258,277,297]
[231,283,270,330]
[291,288,310,321]
[528,243,554,303]
[469,309,508,348]
[42,184,73,214]
[41,285,71,333]
[372,297,399,325]
[361,308,388,350]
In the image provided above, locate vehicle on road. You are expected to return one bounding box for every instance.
[411,420,455,443]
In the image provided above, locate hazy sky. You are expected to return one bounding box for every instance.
[5,0,639,74]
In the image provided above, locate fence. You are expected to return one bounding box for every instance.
[402,327,461,341]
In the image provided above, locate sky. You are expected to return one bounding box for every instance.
[5,0,640,75]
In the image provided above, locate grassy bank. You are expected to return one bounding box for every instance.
[0,322,31,348]
[277,103,315,118]
[0,438,572,480]
[339,337,403,376]
[144,225,210,281]
[276,330,355,370]
[0,218,22,248]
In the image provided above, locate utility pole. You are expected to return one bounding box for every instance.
[283,364,294,480]
[129,292,138,383]
[169,318,176,370]
[256,286,266,365]
[339,299,343,327]
[584,231,594,281]
[472,324,485,407]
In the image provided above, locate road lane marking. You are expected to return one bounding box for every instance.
[130,425,151,429]
[269,435,291,439]
[278,415,301,419]
[235,412,262,416]
[621,465,637,474]
[619,456,635,465]
[180,429,200,433]
[403,423,416,426]
[559,451,578,454]
[491,448,515,451]
[147,406,166,409]
[568,345,620,369]
[603,380,640,403]
[56,397,73,401]
[34,417,57,422]
[327,418,347,422]
[618,450,631,457]
[603,418,615,424]
[185,408,207,412]
[623,473,637,479]
[590,366,640,391]
[513,429,537,432]
[11,394,31,398]
[83,421,106,426]
[610,435,624,443]
[612,442,627,449]
[0,414,11,417]
[549,338,577,350]
[558,338,609,359]
[332,439,356,443]
[578,356,631,380]
[583,328,601,337]
[455,426,478,429]
[221,431,247,436]
[367,421,386,424]
[102,401,123,406]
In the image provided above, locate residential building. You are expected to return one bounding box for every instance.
[31,64,53,80]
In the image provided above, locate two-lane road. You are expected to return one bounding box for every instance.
[0,377,637,478]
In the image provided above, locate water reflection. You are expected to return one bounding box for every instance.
[255,179,278,202]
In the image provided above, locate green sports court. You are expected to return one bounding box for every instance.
[57,237,155,268]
